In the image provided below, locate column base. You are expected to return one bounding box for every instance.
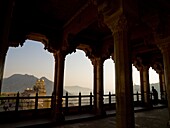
[167,121,170,128]
[52,112,65,123]
[143,102,153,109]
[95,109,106,117]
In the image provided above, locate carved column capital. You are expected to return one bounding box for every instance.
[152,62,164,74]
[133,57,150,71]
[157,37,170,54]
[90,57,105,66]
[53,50,67,61]
[105,14,128,35]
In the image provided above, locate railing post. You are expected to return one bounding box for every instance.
[109,92,111,105]
[90,92,92,107]
[15,92,19,112]
[35,92,38,110]
[65,92,68,113]
[79,92,81,112]
[51,92,54,109]
[136,91,139,103]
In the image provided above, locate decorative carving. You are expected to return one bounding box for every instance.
[105,14,128,35]
[157,36,170,54]
[152,62,164,74]
[133,57,150,71]
[98,0,120,17]
[26,33,49,50]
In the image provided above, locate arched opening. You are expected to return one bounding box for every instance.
[2,39,54,96]
[149,68,160,99]
[132,65,140,93]
[64,49,93,95]
[104,58,115,94]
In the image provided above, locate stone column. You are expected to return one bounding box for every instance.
[106,15,134,128]
[0,52,7,94]
[159,72,166,100]
[142,66,151,107]
[52,50,66,122]
[93,60,97,113]
[92,57,105,116]
[158,43,170,118]
[152,62,166,100]
[139,68,145,104]
[0,0,15,94]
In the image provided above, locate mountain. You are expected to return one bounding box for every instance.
[2,74,68,96]
[64,85,92,95]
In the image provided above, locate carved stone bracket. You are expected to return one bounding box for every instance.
[133,57,150,71]
[104,13,128,35]
[152,62,164,74]
[156,36,170,54]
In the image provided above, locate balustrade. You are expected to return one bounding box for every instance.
[0,91,165,114]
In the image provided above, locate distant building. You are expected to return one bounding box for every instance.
[22,79,47,96]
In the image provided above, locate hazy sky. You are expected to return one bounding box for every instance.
[3,40,159,92]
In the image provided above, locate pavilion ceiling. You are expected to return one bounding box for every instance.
[1,0,170,64]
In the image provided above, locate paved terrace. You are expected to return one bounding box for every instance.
[0,105,168,128]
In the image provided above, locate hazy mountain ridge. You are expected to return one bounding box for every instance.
[64,85,92,95]
[2,74,63,95]
[2,74,92,96]
[2,74,160,96]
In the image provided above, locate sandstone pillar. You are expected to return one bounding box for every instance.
[142,66,151,107]
[106,15,134,128]
[139,68,145,104]
[0,0,15,94]
[159,72,166,100]
[158,43,170,118]
[92,57,105,116]
[0,52,7,94]
[52,50,66,122]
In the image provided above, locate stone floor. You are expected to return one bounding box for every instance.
[55,108,169,128]
[0,107,168,128]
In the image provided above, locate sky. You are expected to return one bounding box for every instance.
[3,40,159,92]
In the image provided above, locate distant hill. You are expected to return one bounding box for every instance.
[2,74,68,96]
[64,85,92,95]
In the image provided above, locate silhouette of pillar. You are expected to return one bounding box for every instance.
[139,68,145,104]
[141,66,151,107]
[52,50,66,122]
[106,14,134,128]
[91,57,105,116]
[134,59,151,107]
[93,59,97,113]
[0,52,7,94]
[159,72,166,100]
[133,59,145,104]
[158,42,170,118]
[152,63,166,100]
[0,0,15,94]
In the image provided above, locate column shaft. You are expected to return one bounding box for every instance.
[93,62,97,112]
[159,73,166,100]
[0,53,6,94]
[161,46,170,117]
[142,67,151,106]
[96,58,105,115]
[139,69,144,104]
[112,16,134,128]
[93,58,105,115]
[52,51,65,122]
